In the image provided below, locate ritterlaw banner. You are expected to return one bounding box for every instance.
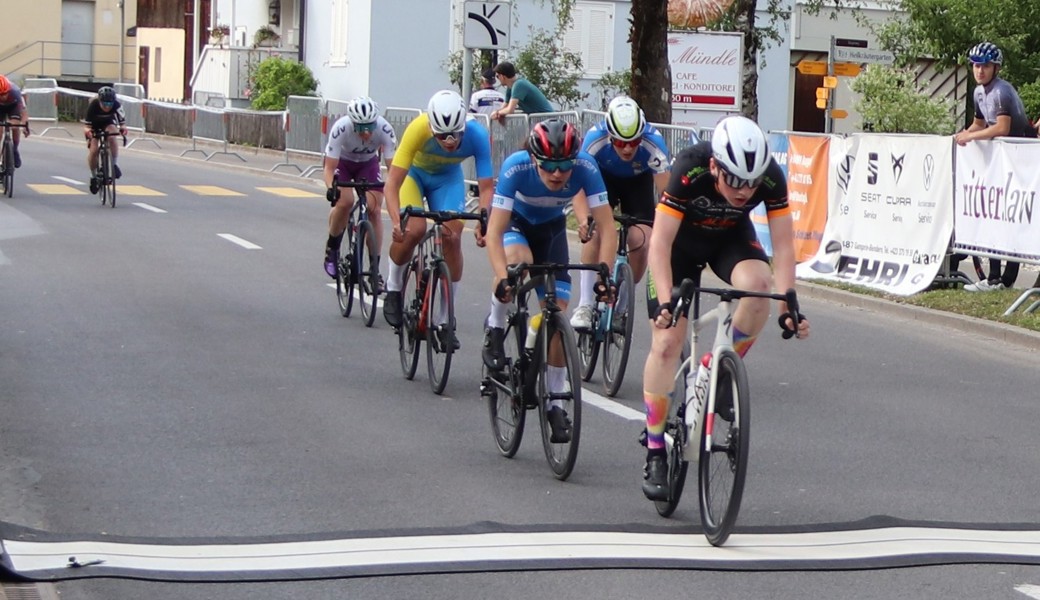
[953,140,1040,263]
[796,134,954,295]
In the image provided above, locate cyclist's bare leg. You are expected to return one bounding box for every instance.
[641,316,688,458]
[10,116,23,146]
[87,138,100,173]
[327,190,356,236]
[728,258,772,354]
[386,215,425,291]
[442,219,465,283]
[628,224,652,283]
[577,230,601,308]
[366,190,384,258]
[106,124,121,163]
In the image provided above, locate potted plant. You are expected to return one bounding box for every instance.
[253,26,280,48]
[209,24,230,46]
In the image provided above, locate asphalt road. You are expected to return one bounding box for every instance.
[1,134,1039,600]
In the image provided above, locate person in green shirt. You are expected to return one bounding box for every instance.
[490,61,555,124]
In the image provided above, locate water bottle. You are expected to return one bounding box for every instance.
[525,313,542,351]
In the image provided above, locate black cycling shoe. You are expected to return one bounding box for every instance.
[482,326,506,370]
[642,454,668,501]
[89,176,100,195]
[13,150,21,169]
[113,163,122,179]
[546,407,572,443]
[435,325,460,352]
[383,291,403,328]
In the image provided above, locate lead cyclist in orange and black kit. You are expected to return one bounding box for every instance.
[639,116,811,501]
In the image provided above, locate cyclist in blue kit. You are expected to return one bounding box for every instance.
[481,118,617,443]
[570,96,671,330]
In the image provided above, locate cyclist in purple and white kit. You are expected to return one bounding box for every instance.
[570,96,671,330]
[323,96,398,282]
[481,119,617,443]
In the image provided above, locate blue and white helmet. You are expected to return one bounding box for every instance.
[968,42,1003,65]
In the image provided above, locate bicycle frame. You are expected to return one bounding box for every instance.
[592,214,652,341]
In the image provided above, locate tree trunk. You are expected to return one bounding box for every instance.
[629,0,672,124]
[736,0,759,121]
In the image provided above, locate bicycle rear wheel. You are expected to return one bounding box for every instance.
[602,262,635,396]
[425,260,454,394]
[337,222,356,318]
[536,312,583,481]
[655,349,691,518]
[397,258,422,380]
[356,219,378,327]
[698,348,750,546]
[484,310,527,457]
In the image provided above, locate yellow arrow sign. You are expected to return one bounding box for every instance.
[831,109,850,119]
[833,62,862,77]
[816,87,830,99]
[797,60,828,76]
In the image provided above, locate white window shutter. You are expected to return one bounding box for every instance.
[329,0,348,65]
[586,6,612,75]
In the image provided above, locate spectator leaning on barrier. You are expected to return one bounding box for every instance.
[489,61,554,124]
[469,69,506,116]
[0,75,30,168]
[954,42,1037,292]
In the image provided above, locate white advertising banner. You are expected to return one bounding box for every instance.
[667,30,742,112]
[953,140,1040,262]
[796,134,954,295]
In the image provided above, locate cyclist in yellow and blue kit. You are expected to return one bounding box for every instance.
[381,90,494,347]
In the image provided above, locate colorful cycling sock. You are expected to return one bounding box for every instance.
[733,326,756,358]
[643,391,669,450]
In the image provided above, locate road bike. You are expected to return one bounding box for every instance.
[330,178,384,327]
[481,261,611,480]
[87,126,126,208]
[576,213,654,397]
[652,269,803,546]
[0,120,29,198]
[396,206,486,395]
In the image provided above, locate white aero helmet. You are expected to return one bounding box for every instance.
[427,90,467,134]
[605,96,646,142]
[346,96,378,125]
[711,116,770,188]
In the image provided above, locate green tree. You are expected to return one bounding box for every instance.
[511,28,586,109]
[592,69,632,111]
[849,65,957,134]
[249,57,318,111]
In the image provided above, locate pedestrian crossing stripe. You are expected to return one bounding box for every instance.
[26,184,86,195]
[118,185,166,196]
[179,185,245,196]
[257,187,322,198]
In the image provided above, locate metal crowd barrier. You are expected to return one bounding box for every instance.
[22,78,71,137]
[279,95,325,175]
[114,83,146,99]
[118,96,160,149]
[181,106,245,162]
[383,107,422,146]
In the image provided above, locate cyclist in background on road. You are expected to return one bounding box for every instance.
[322,96,398,285]
[381,90,494,348]
[83,86,127,194]
[0,74,30,168]
[570,95,671,331]
[481,118,617,443]
[639,116,810,501]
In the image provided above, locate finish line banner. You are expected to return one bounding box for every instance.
[953,140,1040,262]
[797,134,954,295]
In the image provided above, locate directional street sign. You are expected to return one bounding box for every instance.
[833,62,862,77]
[796,60,828,76]
[833,46,895,65]
[464,1,511,50]
[831,109,849,119]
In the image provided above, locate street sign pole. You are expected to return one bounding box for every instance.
[826,35,835,134]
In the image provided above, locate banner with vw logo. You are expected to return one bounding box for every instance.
[796,134,954,295]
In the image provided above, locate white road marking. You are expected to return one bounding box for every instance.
[51,176,84,185]
[325,282,383,308]
[133,203,167,213]
[1016,584,1040,598]
[583,386,644,421]
[6,526,1040,580]
[217,234,262,250]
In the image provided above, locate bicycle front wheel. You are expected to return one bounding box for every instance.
[356,219,378,327]
[698,348,750,546]
[576,323,600,383]
[485,310,527,457]
[397,258,421,380]
[106,155,117,208]
[424,260,454,395]
[337,223,355,318]
[655,349,691,518]
[2,140,12,198]
[536,312,583,481]
[602,262,635,396]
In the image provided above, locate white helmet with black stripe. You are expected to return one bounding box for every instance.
[711,116,770,186]
[427,90,467,134]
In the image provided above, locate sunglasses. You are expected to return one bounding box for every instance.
[717,166,764,190]
[537,159,575,173]
[353,123,375,134]
[433,131,463,142]
[611,137,642,149]
[100,101,114,109]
